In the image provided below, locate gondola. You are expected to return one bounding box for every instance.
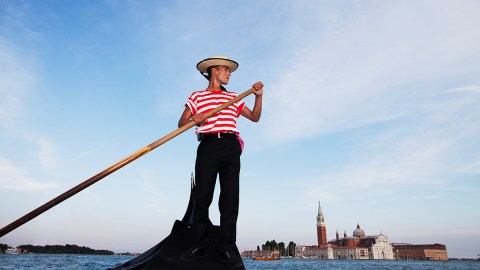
[108,178,246,270]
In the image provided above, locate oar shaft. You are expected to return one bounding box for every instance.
[0,87,255,237]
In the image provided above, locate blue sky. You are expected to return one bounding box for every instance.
[1,0,479,258]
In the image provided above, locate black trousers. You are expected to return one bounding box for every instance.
[192,137,242,252]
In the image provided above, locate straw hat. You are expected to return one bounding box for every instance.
[196,56,239,74]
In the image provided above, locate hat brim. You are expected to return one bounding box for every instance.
[196,57,238,74]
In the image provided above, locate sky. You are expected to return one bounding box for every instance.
[1,0,479,259]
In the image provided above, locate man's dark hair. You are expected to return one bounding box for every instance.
[206,65,220,77]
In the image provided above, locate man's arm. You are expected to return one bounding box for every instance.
[178,106,193,128]
[178,106,206,128]
[241,82,263,122]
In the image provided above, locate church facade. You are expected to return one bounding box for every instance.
[295,202,396,260]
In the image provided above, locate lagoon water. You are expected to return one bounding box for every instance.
[1,254,478,270]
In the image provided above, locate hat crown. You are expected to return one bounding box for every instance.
[210,56,229,60]
[196,56,238,74]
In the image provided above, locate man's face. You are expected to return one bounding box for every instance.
[213,65,231,85]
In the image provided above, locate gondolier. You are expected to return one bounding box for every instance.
[178,56,263,268]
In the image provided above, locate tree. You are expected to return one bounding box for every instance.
[0,243,9,253]
[278,242,285,256]
[259,239,296,256]
[17,244,113,255]
[262,240,279,251]
[288,241,296,257]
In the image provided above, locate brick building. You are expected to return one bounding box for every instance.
[392,243,448,260]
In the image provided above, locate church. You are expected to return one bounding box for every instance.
[295,202,395,260]
[295,202,448,260]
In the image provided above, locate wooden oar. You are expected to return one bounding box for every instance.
[0,87,256,237]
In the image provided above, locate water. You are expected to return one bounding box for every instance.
[244,259,479,270]
[0,255,478,270]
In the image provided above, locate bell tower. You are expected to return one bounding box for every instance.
[316,201,327,246]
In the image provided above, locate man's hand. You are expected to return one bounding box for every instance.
[192,113,206,125]
[252,81,264,96]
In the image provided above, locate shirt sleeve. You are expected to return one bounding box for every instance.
[236,100,246,117]
[186,92,197,115]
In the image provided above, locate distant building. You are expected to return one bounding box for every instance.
[295,202,447,260]
[316,202,327,246]
[241,249,279,258]
[392,243,448,260]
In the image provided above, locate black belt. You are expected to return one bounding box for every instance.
[197,132,237,141]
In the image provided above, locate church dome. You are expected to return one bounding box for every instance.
[353,224,366,238]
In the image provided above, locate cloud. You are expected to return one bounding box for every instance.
[0,39,37,131]
[258,2,480,207]
[37,137,60,172]
[447,84,480,93]
[0,0,42,130]
[301,84,480,205]
[410,194,440,200]
[140,169,168,214]
[0,157,57,191]
[265,1,480,142]
[0,4,66,192]
[0,38,61,185]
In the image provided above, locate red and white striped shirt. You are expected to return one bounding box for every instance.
[186,89,246,134]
